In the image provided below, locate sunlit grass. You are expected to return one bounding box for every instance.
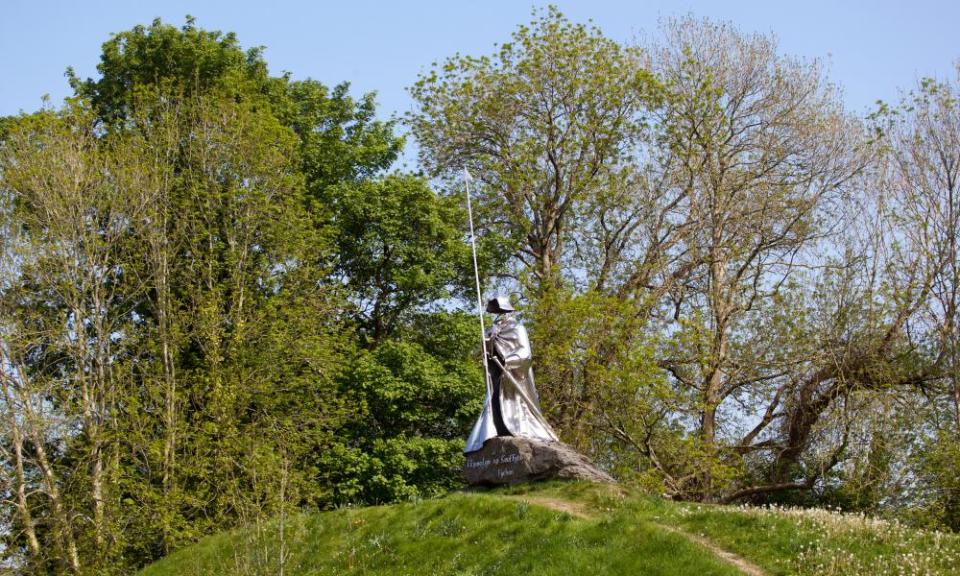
[139,482,960,576]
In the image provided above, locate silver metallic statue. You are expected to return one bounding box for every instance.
[465,296,559,453]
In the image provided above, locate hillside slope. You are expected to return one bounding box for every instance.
[139,482,960,576]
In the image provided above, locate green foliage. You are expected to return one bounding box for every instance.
[0,17,474,575]
[70,16,403,199]
[348,338,478,436]
[328,176,471,342]
[4,8,960,576]
[320,313,485,506]
[70,17,272,119]
[316,436,466,505]
[409,6,660,287]
[527,288,660,444]
[914,436,960,530]
[278,80,402,196]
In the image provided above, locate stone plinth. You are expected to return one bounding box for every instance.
[463,436,615,486]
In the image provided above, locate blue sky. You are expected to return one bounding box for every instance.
[2,0,957,134]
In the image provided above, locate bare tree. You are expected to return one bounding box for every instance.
[717,68,960,502]
[645,17,866,499]
[883,69,960,433]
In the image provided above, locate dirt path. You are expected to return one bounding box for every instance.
[655,523,767,576]
[510,495,767,576]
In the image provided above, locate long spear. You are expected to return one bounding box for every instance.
[464,169,493,400]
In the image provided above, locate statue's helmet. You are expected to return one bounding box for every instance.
[485,295,515,314]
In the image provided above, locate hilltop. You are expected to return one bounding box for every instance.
[139,482,960,576]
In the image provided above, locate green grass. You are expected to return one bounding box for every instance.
[139,482,960,576]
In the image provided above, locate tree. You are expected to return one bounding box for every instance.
[70,17,270,121]
[326,174,471,344]
[0,90,355,572]
[0,18,486,571]
[643,17,868,500]
[320,312,484,505]
[409,6,661,291]
[71,17,403,202]
[867,66,960,528]
[408,11,912,505]
[0,100,161,572]
[408,7,672,460]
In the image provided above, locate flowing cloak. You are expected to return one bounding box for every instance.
[464,314,559,453]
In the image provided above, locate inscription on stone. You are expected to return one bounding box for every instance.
[465,450,525,482]
[465,453,523,470]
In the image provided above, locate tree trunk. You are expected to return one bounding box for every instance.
[0,373,41,558]
[32,430,82,573]
[6,359,80,571]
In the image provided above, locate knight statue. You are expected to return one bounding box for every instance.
[464,295,559,453]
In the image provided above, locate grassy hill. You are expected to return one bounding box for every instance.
[139,482,960,576]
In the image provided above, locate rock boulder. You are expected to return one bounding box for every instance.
[463,436,614,486]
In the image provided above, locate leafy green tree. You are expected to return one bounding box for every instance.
[71,17,402,199]
[0,17,491,573]
[327,174,472,343]
[409,6,660,291]
[407,7,669,470]
[69,17,270,119]
[862,68,960,530]
[1,100,114,574]
[407,8,900,509]
[279,80,402,197]
[0,91,343,573]
[320,313,484,504]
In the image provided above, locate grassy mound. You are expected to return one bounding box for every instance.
[139,482,960,576]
